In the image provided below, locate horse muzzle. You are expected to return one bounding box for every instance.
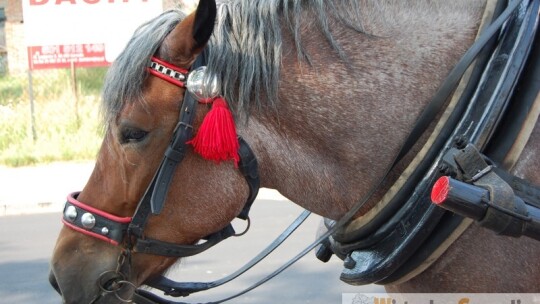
[49,270,61,296]
[49,268,137,304]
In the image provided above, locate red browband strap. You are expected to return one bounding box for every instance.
[147,56,189,88]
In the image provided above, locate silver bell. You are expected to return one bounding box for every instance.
[186,66,219,101]
[81,213,96,229]
[64,206,78,222]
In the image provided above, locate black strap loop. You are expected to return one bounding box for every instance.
[134,224,236,257]
[237,137,260,220]
[164,146,186,163]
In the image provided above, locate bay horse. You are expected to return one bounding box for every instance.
[49,0,540,302]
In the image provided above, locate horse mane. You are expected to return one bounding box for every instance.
[207,0,366,115]
[101,0,485,124]
[101,0,366,123]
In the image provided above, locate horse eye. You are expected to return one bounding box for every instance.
[120,127,148,144]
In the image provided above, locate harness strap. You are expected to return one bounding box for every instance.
[493,167,540,209]
[128,96,198,236]
[150,53,205,215]
[135,225,236,257]
[237,137,260,220]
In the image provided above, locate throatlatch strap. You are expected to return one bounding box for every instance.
[237,137,260,220]
[134,224,236,257]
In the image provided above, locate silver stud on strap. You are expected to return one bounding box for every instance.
[186,66,219,101]
[101,227,109,235]
[81,213,96,229]
[64,206,78,222]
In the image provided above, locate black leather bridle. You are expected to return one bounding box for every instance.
[60,50,263,296]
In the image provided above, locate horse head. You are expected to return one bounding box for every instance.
[49,1,250,302]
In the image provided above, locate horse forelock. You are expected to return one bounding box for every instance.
[101,10,186,126]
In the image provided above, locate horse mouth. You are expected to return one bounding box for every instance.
[49,270,62,296]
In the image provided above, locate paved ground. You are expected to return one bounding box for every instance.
[0,162,95,216]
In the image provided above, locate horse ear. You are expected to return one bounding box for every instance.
[192,0,217,48]
[162,0,216,64]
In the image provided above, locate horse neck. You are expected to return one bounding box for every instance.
[236,0,486,220]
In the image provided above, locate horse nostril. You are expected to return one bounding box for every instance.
[49,270,62,295]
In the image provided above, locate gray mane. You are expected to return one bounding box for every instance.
[101,0,365,123]
[207,0,365,114]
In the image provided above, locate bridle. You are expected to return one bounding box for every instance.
[60,51,262,300]
[56,0,536,302]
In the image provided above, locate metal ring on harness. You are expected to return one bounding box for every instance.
[233,216,251,237]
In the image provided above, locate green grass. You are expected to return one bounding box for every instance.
[0,67,108,167]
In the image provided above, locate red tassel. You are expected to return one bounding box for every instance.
[187,97,240,166]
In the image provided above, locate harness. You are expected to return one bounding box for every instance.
[319,0,540,285]
[57,0,540,302]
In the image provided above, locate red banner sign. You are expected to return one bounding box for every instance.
[27,44,109,70]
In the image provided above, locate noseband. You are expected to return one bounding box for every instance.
[61,52,260,256]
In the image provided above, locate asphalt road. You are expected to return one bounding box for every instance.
[0,199,384,304]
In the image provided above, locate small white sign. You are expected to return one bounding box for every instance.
[22,0,163,67]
